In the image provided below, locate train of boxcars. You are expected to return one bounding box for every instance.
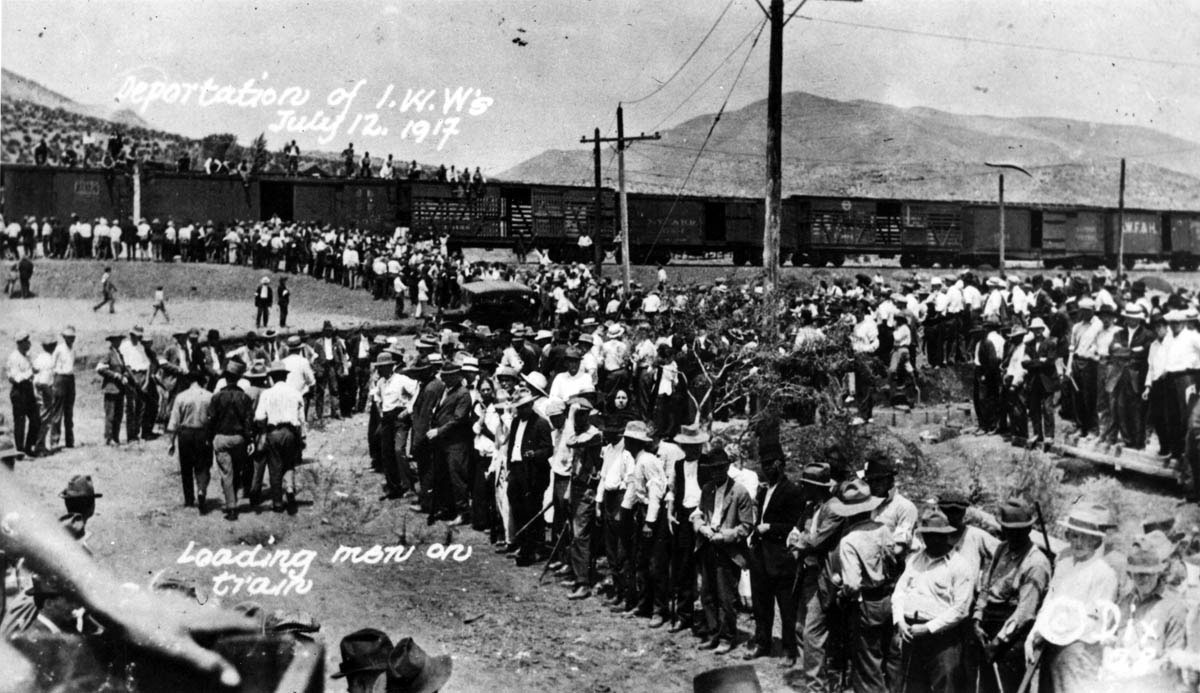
[3,163,1199,270]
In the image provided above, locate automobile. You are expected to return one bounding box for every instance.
[442,280,539,329]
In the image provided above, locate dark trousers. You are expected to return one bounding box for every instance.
[798,569,834,693]
[470,449,493,531]
[973,370,1001,432]
[669,507,697,626]
[368,404,381,465]
[698,543,740,644]
[313,368,340,419]
[257,426,299,506]
[568,486,597,586]
[1003,383,1027,443]
[177,428,211,506]
[433,440,470,518]
[898,622,967,693]
[852,596,900,693]
[41,374,75,448]
[278,303,289,328]
[1072,360,1099,436]
[379,411,400,490]
[1149,378,1175,455]
[550,473,571,553]
[853,358,875,421]
[255,304,269,328]
[103,392,124,443]
[1114,371,1144,448]
[9,381,39,452]
[748,543,799,656]
[124,373,149,441]
[634,507,670,617]
[416,441,435,512]
[1098,364,1117,443]
[1171,372,1198,459]
[603,491,631,603]
[979,618,1028,693]
[925,319,944,367]
[1027,383,1055,442]
[507,459,544,560]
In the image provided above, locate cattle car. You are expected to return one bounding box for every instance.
[787,196,906,267]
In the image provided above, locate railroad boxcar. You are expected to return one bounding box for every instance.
[1167,212,1200,270]
[958,204,1036,265]
[788,196,905,267]
[898,201,964,267]
[2,165,129,223]
[623,192,782,265]
[1106,209,1164,271]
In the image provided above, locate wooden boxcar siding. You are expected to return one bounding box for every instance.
[1171,214,1200,255]
[805,198,883,246]
[900,202,962,251]
[962,206,1032,254]
[141,174,258,224]
[626,197,705,245]
[2,167,128,222]
[723,200,763,245]
[1109,210,1163,255]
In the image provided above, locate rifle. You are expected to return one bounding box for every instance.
[1034,502,1056,568]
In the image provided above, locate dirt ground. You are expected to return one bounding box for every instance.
[4,259,1193,692]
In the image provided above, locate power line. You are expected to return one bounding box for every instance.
[795,15,1200,69]
[645,17,768,254]
[624,0,737,105]
[649,20,767,132]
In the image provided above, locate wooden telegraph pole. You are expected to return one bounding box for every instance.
[985,162,1032,273]
[581,107,659,293]
[763,0,784,292]
[1117,158,1127,277]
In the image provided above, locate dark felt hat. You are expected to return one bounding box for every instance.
[332,628,394,679]
[61,475,102,499]
[386,637,453,693]
[693,664,762,693]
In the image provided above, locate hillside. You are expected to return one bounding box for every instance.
[1,68,149,128]
[501,92,1200,209]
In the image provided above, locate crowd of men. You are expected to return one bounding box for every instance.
[9,231,1200,690]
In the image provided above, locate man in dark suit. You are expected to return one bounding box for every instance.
[1110,304,1154,450]
[428,364,474,525]
[692,448,755,655]
[506,391,554,566]
[745,437,805,665]
[254,277,273,328]
[309,322,348,422]
[345,325,373,414]
[409,362,445,517]
[1023,318,1059,451]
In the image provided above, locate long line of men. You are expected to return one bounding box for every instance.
[359,309,1199,693]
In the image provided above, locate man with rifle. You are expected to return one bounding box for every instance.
[972,498,1052,693]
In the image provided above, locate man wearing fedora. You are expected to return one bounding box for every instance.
[973,498,1052,693]
[745,435,804,665]
[824,478,895,693]
[691,446,755,656]
[7,332,39,454]
[207,360,254,521]
[1067,298,1101,441]
[1026,502,1119,693]
[973,314,1006,435]
[385,637,453,693]
[331,628,393,692]
[96,333,129,446]
[253,361,306,514]
[375,351,416,501]
[1094,304,1121,447]
[1002,324,1030,447]
[428,362,473,525]
[309,321,348,423]
[1023,317,1059,451]
[167,370,214,512]
[506,385,554,566]
[410,359,446,517]
[562,399,603,600]
[1110,303,1153,451]
[785,460,842,691]
[892,507,976,693]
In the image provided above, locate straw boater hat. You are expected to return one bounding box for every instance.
[607,324,625,339]
[246,364,269,382]
[622,420,653,443]
[521,371,549,397]
[828,479,884,517]
[373,352,397,369]
[1057,502,1115,537]
[1122,304,1147,321]
[1165,309,1188,323]
[673,424,710,445]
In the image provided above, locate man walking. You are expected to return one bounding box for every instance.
[166,371,213,512]
[92,267,116,313]
[253,361,305,514]
[207,360,254,521]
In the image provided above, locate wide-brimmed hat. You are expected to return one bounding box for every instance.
[1122,304,1147,321]
[59,474,101,499]
[223,360,247,379]
[0,435,25,461]
[936,490,970,511]
[674,424,710,445]
[915,508,957,534]
[698,448,731,469]
[495,366,520,381]
[459,356,479,373]
[1034,597,1093,646]
[862,453,896,479]
[622,420,653,443]
[331,628,394,679]
[534,329,554,342]
[1028,317,1048,331]
[438,363,463,377]
[801,462,834,488]
[105,333,125,343]
[1057,502,1115,537]
[693,664,762,693]
[261,277,270,285]
[246,364,269,381]
[267,609,320,634]
[522,371,549,396]
[373,352,397,369]
[267,360,290,376]
[828,479,884,517]
[607,324,626,339]
[386,637,453,693]
[1125,545,1168,575]
[286,335,302,347]
[61,326,76,338]
[130,325,145,337]
[997,498,1035,528]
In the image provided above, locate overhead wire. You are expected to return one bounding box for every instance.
[623,0,737,105]
[643,16,769,256]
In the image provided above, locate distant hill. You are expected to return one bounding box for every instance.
[500,92,1200,209]
[1,68,150,128]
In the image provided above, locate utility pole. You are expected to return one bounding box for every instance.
[1117,157,1127,277]
[763,0,784,292]
[581,107,659,293]
[985,162,1032,274]
[576,127,605,278]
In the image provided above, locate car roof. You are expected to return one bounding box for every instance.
[461,280,535,294]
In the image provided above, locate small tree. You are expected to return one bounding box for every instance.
[250,132,271,173]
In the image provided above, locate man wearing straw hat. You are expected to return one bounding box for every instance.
[972,498,1052,693]
[253,361,305,514]
[1024,317,1059,452]
[1102,539,1188,691]
[1026,502,1119,693]
[1111,303,1153,451]
[892,507,976,693]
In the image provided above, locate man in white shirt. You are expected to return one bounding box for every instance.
[119,326,154,443]
[253,361,306,514]
[549,348,594,402]
[281,336,317,403]
[850,304,880,425]
[40,325,78,450]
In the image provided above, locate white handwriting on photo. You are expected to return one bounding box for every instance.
[175,540,472,597]
[116,75,494,149]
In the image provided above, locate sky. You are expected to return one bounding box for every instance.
[3,0,1199,174]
